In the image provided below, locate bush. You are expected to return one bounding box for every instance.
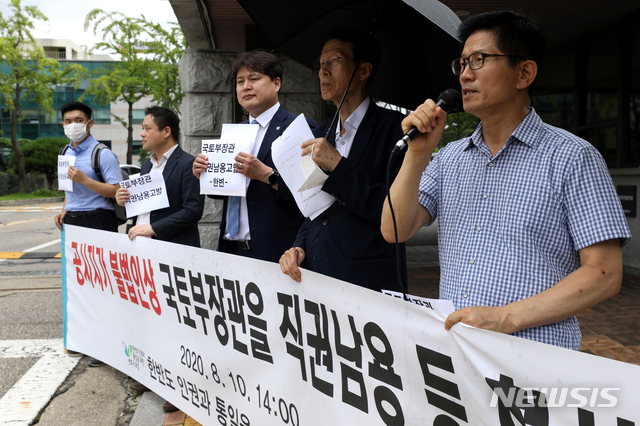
[8,137,69,188]
[32,189,64,197]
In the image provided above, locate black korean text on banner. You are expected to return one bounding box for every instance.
[64,226,640,426]
[278,292,406,426]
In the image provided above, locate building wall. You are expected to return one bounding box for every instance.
[179,49,324,250]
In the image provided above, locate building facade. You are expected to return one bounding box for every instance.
[1,38,154,167]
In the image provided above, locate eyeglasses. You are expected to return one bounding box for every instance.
[313,56,342,72]
[451,52,526,75]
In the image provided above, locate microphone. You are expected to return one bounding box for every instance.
[393,89,462,153]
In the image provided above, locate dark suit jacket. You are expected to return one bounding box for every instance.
[293,102,407,292]
[135,145,205,247]
[217,105,316,262]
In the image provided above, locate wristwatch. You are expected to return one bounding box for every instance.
[267,169,280,186]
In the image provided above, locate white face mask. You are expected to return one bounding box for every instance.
[64,122,88,142]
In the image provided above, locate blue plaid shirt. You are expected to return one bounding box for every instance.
[419,109,631,350]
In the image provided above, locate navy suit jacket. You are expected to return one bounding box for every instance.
[135,146,205,247]
[293,102,407,292]
[217,105,316,262]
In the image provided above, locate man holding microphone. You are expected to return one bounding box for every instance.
[381,11,630,350]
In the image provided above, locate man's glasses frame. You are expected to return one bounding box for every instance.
[313,56,343,72]
[451,52,526,75]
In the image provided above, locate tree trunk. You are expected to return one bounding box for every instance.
[127,101,133,165]
[11,85,26,193]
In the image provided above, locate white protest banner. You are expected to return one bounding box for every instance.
[63,225,640,426]
[119,172,169,218]
[272,114,335,220]
[200,124,258,196]
[57,155,75,192]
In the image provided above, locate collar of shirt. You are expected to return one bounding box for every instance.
[249,102,280,158]
[466,108,542,157]
[249,101,280,129]
[150,144,179,168]
[334,97,370,157]
[68,135,96,153]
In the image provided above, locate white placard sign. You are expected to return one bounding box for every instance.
[57,155,76,192]
[272,114,335,219]
[62,225,640,426]
[119,172,169,218]
[199,124,258,196]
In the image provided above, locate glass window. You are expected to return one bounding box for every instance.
[1,109,10,124]
[92,108,111,124]
[39,124,64,138]
[629,18,640,166]
[132,109,145,125]
[22,109,40,124]
[588,126,617,163]
[21,124,39,140]
[532,93,575,129]
[586,25,619,124]
[132,140,142,155]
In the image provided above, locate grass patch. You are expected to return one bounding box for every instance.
[0,190,64,201]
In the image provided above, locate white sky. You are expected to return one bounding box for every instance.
[0,0,178,54]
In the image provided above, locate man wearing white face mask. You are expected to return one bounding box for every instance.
[54,102,121,234]
[54,101,122,367]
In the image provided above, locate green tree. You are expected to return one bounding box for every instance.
[441,111,479,149]
[138,148,151,167]
[0,0,85,193]
[7,136,68,187]
[82,10,186,164]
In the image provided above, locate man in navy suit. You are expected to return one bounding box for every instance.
[116,106,204,247]
[279,28,407,292]
[115,105,204,413]
[193,51,315,262]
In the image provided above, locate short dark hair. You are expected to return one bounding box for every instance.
[144,106,180,141]
[61,101,92,120]
[232,50,283,82]
[325,28,381,88]
[458,10,548,96]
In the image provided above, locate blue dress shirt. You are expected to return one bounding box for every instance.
[63,135,122,212]
[419,109,631,350]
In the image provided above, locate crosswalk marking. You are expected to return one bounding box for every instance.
[0,339,80,426]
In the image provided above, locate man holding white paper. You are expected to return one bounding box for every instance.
[193,50,316,262]
[54,101,122,367]
[116,106,204,247]
[279,29,407,292]
[54,101,121,233]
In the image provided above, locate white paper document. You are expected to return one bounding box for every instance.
[199,124,258,196]
[381,290,455,317]
[272,114,335,219]
[57,155,76,192]
[119,172,169,218]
